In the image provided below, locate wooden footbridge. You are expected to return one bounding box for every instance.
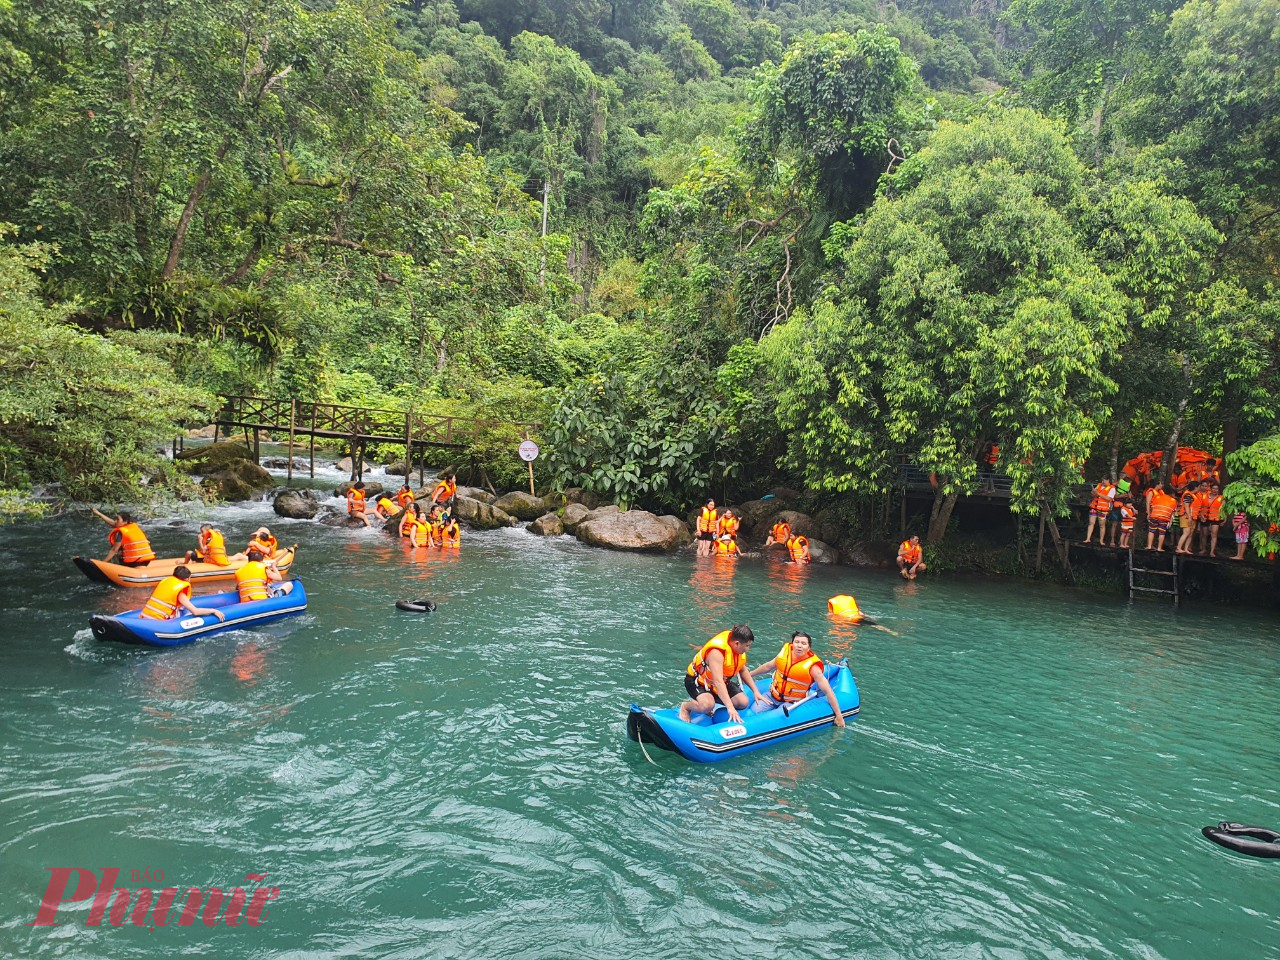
[201,395,541,482]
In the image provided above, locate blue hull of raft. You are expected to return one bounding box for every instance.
[89,580,308,647]
[627,662,860,763]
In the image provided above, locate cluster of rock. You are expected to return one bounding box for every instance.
[175,442,274,501]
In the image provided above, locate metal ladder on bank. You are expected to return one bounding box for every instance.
[1128,544,1180,606]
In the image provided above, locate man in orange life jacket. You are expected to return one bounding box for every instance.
[93,508,156,566]
[235,549,281,603]
[897,535,925,579]
[140,566,225,622]
[678,624,765,724]
[749,631,846,726]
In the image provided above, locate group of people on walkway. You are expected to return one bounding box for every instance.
[1082,474,1253,559]
[676,624,846,728]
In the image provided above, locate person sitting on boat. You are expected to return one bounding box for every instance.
[140,566,225,622]
[748,631,845,727]
[93,508,156,566]
[677,625,765,725]
[373,495,400,521]
[186,523,238,566]
[430,472,457,510]
[395,484,416,509]
[247,527,278,559]
[235,549,282,602]
[787,534,811,563]
[347,482,371,527]
[897,535,925,579]
[764,519,791,548]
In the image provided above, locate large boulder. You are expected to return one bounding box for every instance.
[576,509,684,552]
[806,538,840,564]
[581,504,621,522]
[528,513,564,537]
[560,503,591,532]
[452,495,517,530]
[655,515,694,547]
[175,440,254,470]
[757,509,821,542]
[563,487,602,509]
[175,442,273,501]
[274,489,320,520]
[186,424,218,439]
[383,461,409,477]
[456,485,494,504]
[492,491,546,521]
[335,456,373,475]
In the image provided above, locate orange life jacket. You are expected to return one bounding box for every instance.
[200,529,230,565]
[1120,501,1137,528]
[431,478,456,504]
[396,489,415,508]
[247,535,277,558]
[1207,495,1223,522]
[442,520,460,547]
[1090,481,1115,514]
[1178,491,1197,520]
[771,521,791,543]
[1149,491,1176,523]
[347,489,366,516]
[717,514,739,537]
[687,631,747,688]
[698,507,718,534]
[1192,491,1211,522]
[714,537,738,556]
[899,540,921,565]
[235,561,270,602]
[984,444,999,466]
[110,523,155,564]
[769,642,825,703]
[141,576,190,620]
[788,536,810,562]
[403,516,428,542]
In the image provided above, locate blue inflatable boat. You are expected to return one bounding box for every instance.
[89,580,308,647]
[627,661,859,763]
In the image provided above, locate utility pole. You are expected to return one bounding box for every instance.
[539,178,549,286]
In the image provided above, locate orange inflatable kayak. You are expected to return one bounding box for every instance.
[72,547,296,588]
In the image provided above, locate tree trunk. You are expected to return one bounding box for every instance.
[926,488,958,543]
[1108,421,1123,482]
[1221,415,1239,485]
[1159,355,1194,487]
[162,137,230,281]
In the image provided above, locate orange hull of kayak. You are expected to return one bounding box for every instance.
[72,548,296,589]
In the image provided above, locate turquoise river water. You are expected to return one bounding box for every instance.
[1,498,1278,959]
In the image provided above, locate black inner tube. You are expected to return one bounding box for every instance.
[1201,822,1280,858]
[395,599,437,613]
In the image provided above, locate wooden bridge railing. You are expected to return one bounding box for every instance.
[211,395,542,482]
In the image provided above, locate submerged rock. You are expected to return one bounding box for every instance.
[274,490,320,520]
[528,513,564,537]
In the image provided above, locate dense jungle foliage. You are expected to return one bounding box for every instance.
[0,0,1277,551]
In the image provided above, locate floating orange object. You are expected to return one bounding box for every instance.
[828,594,863,620]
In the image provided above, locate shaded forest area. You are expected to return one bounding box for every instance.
[0,0,1277,553]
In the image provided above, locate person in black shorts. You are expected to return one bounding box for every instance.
[678,624,765,724]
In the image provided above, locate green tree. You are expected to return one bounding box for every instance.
[762,109,1128,542]
[1224,432,1280,562]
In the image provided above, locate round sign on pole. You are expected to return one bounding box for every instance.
[518,440,540,462]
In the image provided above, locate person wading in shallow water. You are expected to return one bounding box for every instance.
[696,499,718,558]
[678,624,765,724]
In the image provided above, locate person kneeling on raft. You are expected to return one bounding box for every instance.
[678,624,765,725]
[749,631,845,727]
[140,566,225,622]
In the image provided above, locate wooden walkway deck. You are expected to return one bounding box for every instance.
[207,395,541,482]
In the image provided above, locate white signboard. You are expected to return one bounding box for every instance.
[518,440,540,462]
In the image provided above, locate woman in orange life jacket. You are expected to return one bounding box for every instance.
[1145,484,1178,551]
[92,508,156,566]
[399,503,429,547]
[247,527,278,560]
[1082,477,1116,545]
[395,484,415,509]
[714,534,741,558]
[430,472,457,510]
[717,509,739,540]
[1200,482,1225,557]
[186,523,238,566]
[787,534,811,563]
[677,624,765,724]
[346,481,371,527]
[764,519,791,548]
[695,499,718,557]
[896,535,925,579]
[748,631,846,727]
[234,549,282,603]
[1175,480,1201,554]
[441,515,461,548]
[373,495,400,522]
[140,566,225,622]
